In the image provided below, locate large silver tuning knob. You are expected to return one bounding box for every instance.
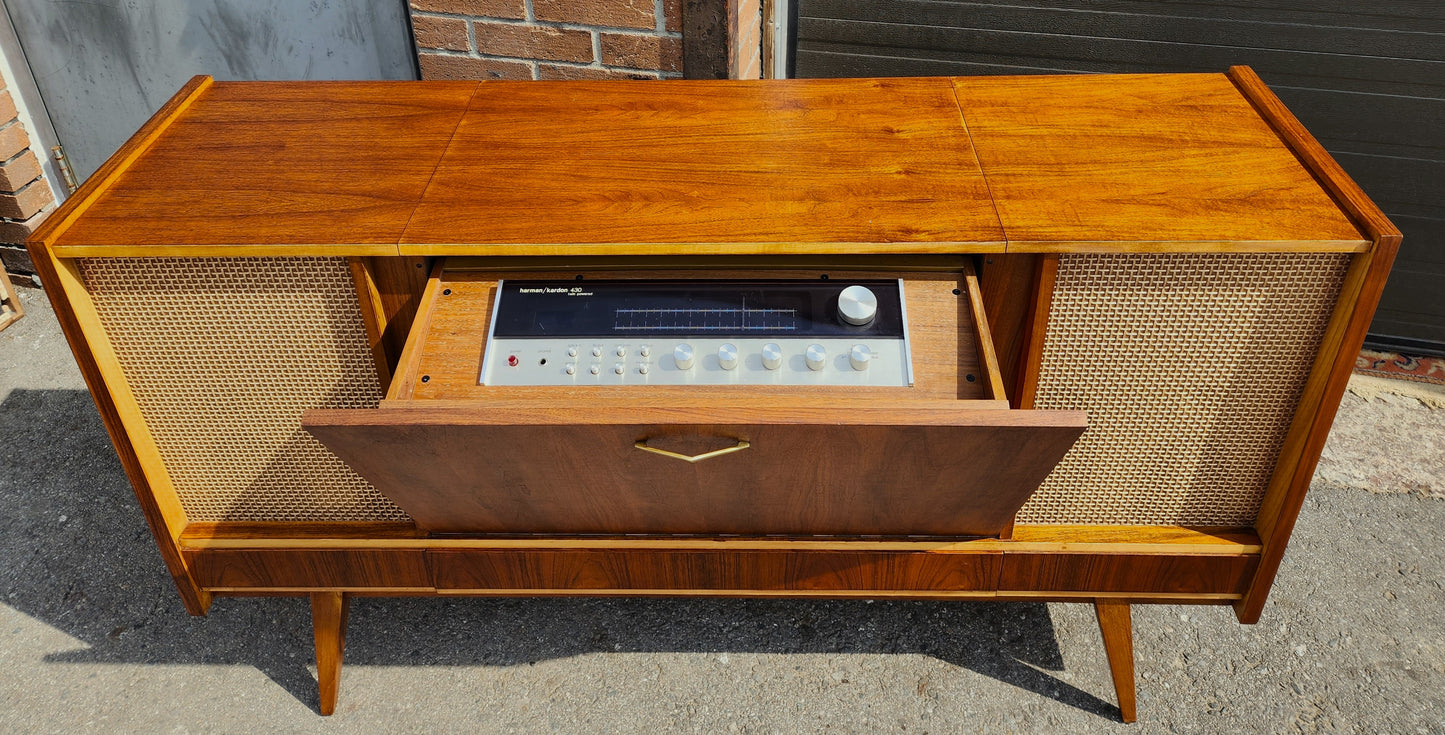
[761,343,783,370]
[805,344,827,371]
[717,343,739,370]
[837,285,878,326]
[673,343,695,370]
[849,344,872,371]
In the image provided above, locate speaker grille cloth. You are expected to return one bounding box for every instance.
[79,257,409,522]
[1017,253,1351,526]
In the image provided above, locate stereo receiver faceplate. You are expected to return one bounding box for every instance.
[479,279,914,387]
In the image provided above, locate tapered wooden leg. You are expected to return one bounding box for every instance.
[310,591,350,716]
[1094,600,1137,723]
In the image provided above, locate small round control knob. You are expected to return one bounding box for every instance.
[849,344,872,371]
[616,346,627,357]
[761,343,783,370]
[718,343,739,370]
[614,363,625,375]
[805,344,827,371]
[837,285,878,326]
[591,346,603,358]
[673,344,695,370]
[567,347,579,358]
[589,365,600,375]
[565,363,577,375]
[639,365,650,375]
[639,345,651,358]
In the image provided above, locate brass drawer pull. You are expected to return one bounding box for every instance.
[634,439,750,463]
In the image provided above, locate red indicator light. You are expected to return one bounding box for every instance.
[507,355,519,367]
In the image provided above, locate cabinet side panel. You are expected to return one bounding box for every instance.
[77,256,409,522]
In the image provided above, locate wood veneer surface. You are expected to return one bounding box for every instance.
[428,549,1002,592]
[41,72,1366,255]
[176,544,1256,598]
[953,74,1367,249]
[403,78,1002,251]
[177,522,1262,554]
[302,404,1086,537]
[50,81,477,253]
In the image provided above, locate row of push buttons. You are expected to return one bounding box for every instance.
[561,363,644,376]
[508,342,875,377]
[565,346,654,359]
[556,346,652,375]
[674,342,873,371]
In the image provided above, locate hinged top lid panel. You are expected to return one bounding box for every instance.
[402,78,1004,253]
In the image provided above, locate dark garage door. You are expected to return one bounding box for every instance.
[795,0,1445,354]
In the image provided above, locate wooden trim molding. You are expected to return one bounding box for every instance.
[24,245,210,614]
[178,540,1258,600]
[1227,66,1398,244]
[209,588,1241,604]
[178,523,1261,554]
[397,241,1009,258]
[1004,239,1368,254]
[178,524,1260,601]
[1227,65,1403,623]
[975,254,1039,409]
[964,262,1009,401]
[1015,254,1058,410]
[348,257,394,392]
[385,258,446,401]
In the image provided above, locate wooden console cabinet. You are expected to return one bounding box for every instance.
[28,67,1397,721]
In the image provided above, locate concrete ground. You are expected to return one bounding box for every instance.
[2,283,1442,734]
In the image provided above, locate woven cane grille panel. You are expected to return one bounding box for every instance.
[1016,253,1351,526]
[79,257,409,522]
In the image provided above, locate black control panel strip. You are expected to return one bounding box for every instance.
[491,280,904,338]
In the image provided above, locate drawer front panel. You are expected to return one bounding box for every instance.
[304,406,1086,537]
[186,549,430,589]
[428,549,1001,592]
[998,553,1259,596]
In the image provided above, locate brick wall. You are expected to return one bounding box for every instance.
[411,0,683,80]
[0,73,55,281]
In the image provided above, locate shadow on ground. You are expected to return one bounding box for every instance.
[0,388,1116,718]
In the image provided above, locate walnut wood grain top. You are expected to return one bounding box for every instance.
[952,74,1367,250]
[403,78,1002,253]
[49,81,478,255]
[41,72,1371,256]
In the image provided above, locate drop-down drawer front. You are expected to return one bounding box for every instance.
[303,403,1085,538]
